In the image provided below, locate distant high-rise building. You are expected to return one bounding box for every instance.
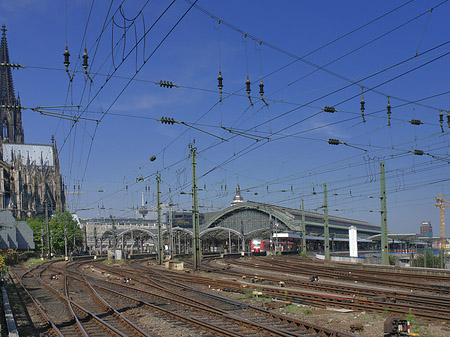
[420,221,433,237]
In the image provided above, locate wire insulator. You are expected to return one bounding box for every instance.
[328,139,340,145]
[246,75,253,106]
[439,110,444,132]
[323,107,336,113]
[387,96,391,126]
[410,119,422,125]
[63,45,73,81]
[413,149,424,156]
[82,48,89,71]
[259,78,264,98]
[157,81,175,88]
[246,75,251,95]
[218,71,223,102]
[160,117,175,125]
[360,86,366,123]
[447,111,450,129]
[64,45,70,69]
[259,78,268,106]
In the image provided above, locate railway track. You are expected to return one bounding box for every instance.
[196,257,450,310]
[12,261,153,337]
[137,255,450,323]
[84,261,353,337]
[11,259,355,337]
[240,256,450,294]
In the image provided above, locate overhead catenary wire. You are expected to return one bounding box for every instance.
[61,1,450,218]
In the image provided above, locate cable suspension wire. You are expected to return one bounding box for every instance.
[74,1,450,214]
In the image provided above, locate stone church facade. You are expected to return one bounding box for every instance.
[0,25,65,218]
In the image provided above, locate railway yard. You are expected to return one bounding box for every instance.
[4,255,450,337]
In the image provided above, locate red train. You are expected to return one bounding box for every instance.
[251,238,271,254]
[251,237,300,254]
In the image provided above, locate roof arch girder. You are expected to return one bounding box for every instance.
[171,227,193,237]
[204,202,297,233]
[200,226,242,240]
[117,228,157,240]
[100,230,113,239]
[245,228,273,240]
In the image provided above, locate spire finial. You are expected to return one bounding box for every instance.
[1,25,6,37]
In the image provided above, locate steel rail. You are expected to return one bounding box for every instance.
[128,262,356,337]
[63,266,152,337]
[18,261,137,337]
[196,258,450,309]
[87,275,322,337]
[84,280,257,337]
[130,259,450,322]
[228,258,450,294]
[10,270,65,337]
[93,260,356,337]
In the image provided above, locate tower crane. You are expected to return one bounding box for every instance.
[434,193,450,249]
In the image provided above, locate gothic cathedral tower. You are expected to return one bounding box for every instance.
[0,25,65,218]
[0,24,24,150]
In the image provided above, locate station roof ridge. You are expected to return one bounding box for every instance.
[244,200,378,228]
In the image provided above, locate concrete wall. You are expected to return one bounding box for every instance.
[0,210,35,249]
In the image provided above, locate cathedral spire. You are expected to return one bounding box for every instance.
[0,25,24,145]
[0,24,15,105]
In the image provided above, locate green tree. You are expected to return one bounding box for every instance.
[26,216,45,254]
[27,211,83,257]
[415,252,441,268]
[49,211,83,255]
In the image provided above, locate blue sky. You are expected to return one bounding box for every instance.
[2,0,450,235]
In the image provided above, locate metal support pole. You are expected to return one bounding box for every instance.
[40,225,44,260]
[275,223,278,251]
[424,246,427,268]
[241,221,245,253]
[324,183,330,260]
[45,202,50,259]
[380,162,389,265]
[111,216,117,249]
[301,199,306,254]
[64,223,68,261]
[157,174,163,264]
[50,230,53,258]
[94,227,97,249]
[169,202,174,260]
[130,231,134,254]
[83,224,87,252]
[190,145,201,271]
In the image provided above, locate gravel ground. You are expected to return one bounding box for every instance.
[198,257,450,337]
[211,289,450,337]
[7,260,450,337]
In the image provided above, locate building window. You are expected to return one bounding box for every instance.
[2,120,8,139]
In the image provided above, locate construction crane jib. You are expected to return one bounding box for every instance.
[434,193,450,250]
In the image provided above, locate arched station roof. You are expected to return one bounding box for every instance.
[116,227,156,240]
[204,202,296,234]
[169,227,193,237]
[202,201,380,237]
[200,226,242,242]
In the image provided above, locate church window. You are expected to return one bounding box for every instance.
[2,120,8,139]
